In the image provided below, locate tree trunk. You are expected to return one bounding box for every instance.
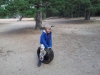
[35,12,42,29]
[84,10,90,20]
[19,15,23,21]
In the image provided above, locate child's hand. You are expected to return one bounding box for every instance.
[48,47,52,49]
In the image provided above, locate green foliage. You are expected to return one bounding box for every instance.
[0,7,7,18]
[25,8,37,17]
[49,8,60,16]
[0,0,100,18]
[5,0,30,17]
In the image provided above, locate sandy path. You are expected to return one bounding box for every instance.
[0,18,100,75]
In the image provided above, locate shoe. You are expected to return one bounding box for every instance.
[38,59,41,67]
[40,56,44,61]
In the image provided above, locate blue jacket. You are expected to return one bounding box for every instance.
[40,30,52,49]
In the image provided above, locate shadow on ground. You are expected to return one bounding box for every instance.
[50,19,94,24]
[0,26,41,35]
[0,23,10,25]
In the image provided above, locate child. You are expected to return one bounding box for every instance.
[38,24,52,67]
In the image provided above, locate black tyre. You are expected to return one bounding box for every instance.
[37,47,54,64]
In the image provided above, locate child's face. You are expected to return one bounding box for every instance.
[45,28,51,33]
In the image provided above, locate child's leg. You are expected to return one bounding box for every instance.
[39,44,46,61]
[39,50,46,61]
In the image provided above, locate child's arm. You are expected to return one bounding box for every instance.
[48,33,52,48]
[41,33,48,48]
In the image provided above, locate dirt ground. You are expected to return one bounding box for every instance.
[0,17,100,75]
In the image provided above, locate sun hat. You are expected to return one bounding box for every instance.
[44,24,51,29]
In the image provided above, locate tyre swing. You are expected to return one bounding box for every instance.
[37,47,54,64]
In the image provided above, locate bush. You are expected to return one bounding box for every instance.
[0,7,7,18]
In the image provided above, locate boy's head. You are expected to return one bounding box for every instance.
[44,24,51,33]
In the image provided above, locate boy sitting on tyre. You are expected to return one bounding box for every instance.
[38,24,52,67]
